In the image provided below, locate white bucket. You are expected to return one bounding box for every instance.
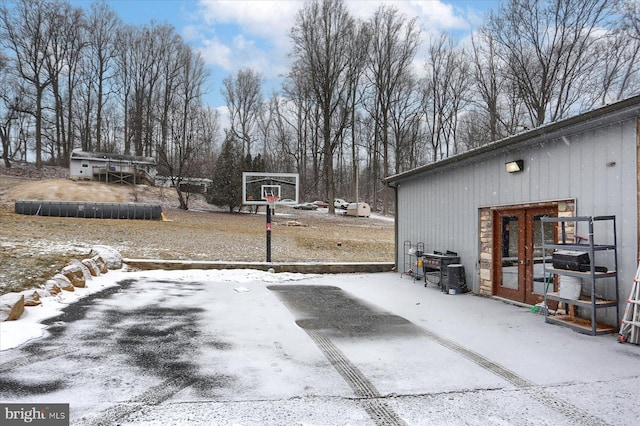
[559,275,582,299]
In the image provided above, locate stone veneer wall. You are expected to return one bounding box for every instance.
[478,200,575,297]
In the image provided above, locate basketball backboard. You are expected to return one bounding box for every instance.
[242,172,299,205]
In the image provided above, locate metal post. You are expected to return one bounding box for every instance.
[266,204,272,262]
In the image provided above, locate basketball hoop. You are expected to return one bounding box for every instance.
[265,194,280,209]
[242,173,299,263]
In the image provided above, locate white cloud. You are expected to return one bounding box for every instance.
[198,0,299,49]
[188,0,493,108]
[409,0,470,30]
[195,1,460,72]
[193,1,299,79]
[199,37,234,70]
[182,24,203,43]
[346,1,479,78]
[215,105,231,131]
[347,0,470,31]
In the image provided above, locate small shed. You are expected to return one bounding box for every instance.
[386,95,640,333]
[346,202,371,217]
[69,150,157,185]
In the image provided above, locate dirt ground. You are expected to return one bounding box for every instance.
[0,163,395,295]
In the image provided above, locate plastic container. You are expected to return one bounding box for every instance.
[446,264,468,294]
[559,275,582,299]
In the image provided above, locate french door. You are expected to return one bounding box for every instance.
[493,206,556,305]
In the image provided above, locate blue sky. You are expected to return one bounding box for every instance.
[72,0,500,109]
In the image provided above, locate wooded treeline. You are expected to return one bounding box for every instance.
[1,0,639,212]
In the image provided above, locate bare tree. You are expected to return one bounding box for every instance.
[222,68,263,158]
[126,26,149,156]
[86,1,121,152]
[290,0,356,214]
[469,25,533,147]
[388,74,423,173]
[43,1,85,165]
[121,23,166,157]
[365,5,419,213]
[113,24,135,154]
[344,20,369,204]
[486,0,616,127]
[0,50,17,168]
[470,28,504,143]
[268,94,304,176]
[155,24,185,159]
[0,0,58,168]
[156,47,211,210]
[282,63,324,199]
[421,33,471,161]
[587,0,640,104]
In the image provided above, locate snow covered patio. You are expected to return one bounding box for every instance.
[1,269,639,425]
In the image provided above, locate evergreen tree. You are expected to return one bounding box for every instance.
[244,153,253,172]
[209,134,243,212]
[251,154,265,172]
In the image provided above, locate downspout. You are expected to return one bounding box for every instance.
[387,179,399,272]
[637,117,640,258]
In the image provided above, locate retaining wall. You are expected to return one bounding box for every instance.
[123,259,396,274]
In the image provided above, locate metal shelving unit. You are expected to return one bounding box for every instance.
[402,241,424,282]
[541,216,619,336]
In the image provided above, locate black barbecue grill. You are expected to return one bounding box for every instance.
[422,251,460,290]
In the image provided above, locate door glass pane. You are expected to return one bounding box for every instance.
[533,215,554,294]
[501,216,519,289]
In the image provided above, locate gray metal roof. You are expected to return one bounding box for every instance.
[70,150,157,165]
[385,95,640,185]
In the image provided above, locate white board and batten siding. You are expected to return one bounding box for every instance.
[69,150,157,181]
[390,97,639,307]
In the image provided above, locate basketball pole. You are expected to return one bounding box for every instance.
[266,202,272,262]
[242,172,298,263]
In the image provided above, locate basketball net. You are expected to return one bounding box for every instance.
[265,194,279,209]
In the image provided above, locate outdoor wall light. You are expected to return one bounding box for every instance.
[505,159,524,173]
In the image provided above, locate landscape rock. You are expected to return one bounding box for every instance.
[91,255,108,274]
[51,274,75,292]
[82,258,101,277]
[44,279,63,294]
[21,290,42,306]
[90,246,122,270]
[0,293,25,321]
[34,289,51,299]
[61,261,90,288]
[70,259,93,282]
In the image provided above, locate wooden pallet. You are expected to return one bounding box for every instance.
[547,314,617,335]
